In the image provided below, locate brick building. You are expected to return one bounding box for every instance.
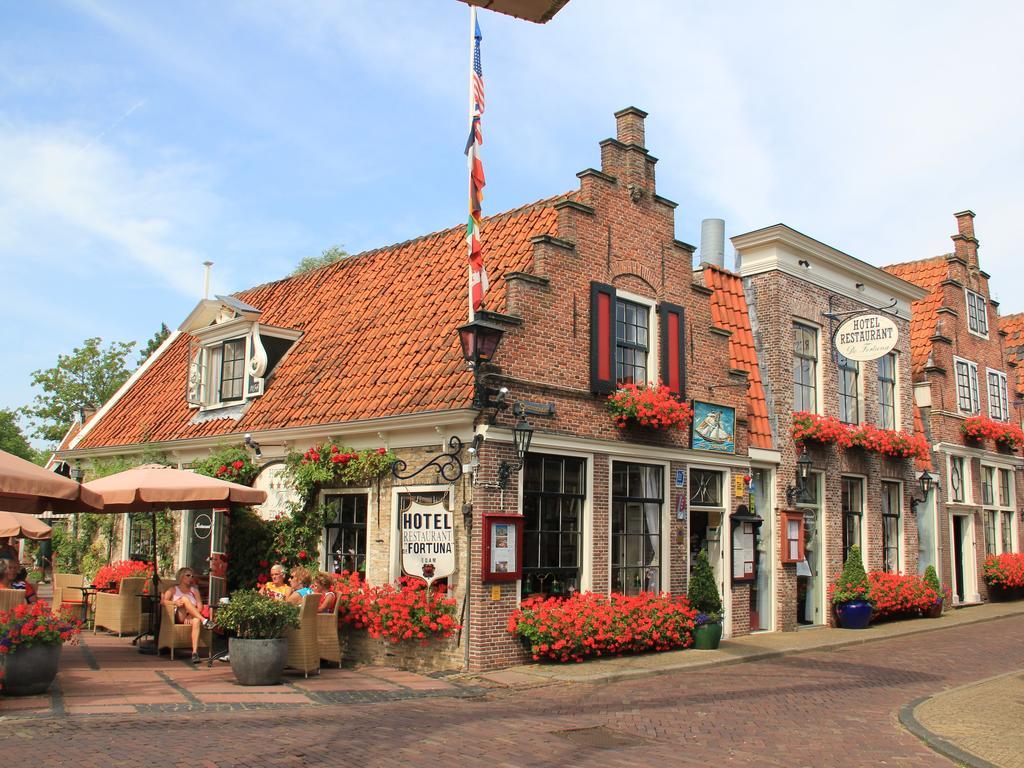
[59,109,776,670]
[884,212,1023,604]
[731,226,927,629]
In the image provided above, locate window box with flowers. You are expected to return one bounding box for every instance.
[848,425,930,461]
[0,601,81,695]
[962,416,1024,451]
[792,412,854,449]
[607,382,693,431]
[983,553,1024,600]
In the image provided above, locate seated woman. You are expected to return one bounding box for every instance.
[311,573,337,613]
[260,564,292,600]
[162,567,208,664]
[285,566,314,605]
[1,557,37,604]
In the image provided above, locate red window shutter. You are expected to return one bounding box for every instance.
[590,282,616,394]
[659,302,686,397]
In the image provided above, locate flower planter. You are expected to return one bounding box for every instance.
[836,600,873,629]
[925,599,943,619]
[1,643,62,696]
[228,637,288,686]
[988,585,1023,602]
[692,622,723,650]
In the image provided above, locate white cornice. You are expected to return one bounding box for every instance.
[932,441,1023,468]
[732,225,928,317]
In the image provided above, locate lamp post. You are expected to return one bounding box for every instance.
[457,319,507,410]
[497,412,534,489]
[69,464,85,569]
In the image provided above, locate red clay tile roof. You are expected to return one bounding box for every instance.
[703,265,773,450]
[1001,312,1024,397]
[882,256,949,376]
[75,196,568,450]
[46,419,86,469]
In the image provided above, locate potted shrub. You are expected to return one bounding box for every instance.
[688,550,723,649]
[215,590,299,686]
[922,565,944,618]
[832,545,874,629]
[0,601,80,696]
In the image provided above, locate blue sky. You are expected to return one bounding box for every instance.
[3,1,1023,441]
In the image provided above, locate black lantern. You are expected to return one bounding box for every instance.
[69,464,85,483]
[498,413,534,489]
[910,468,937,514]
[785,448,814,506]
[457,319,505,366]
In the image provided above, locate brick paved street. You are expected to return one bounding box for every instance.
[4,614,1024,768]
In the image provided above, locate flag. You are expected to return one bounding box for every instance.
[465,10,488,314]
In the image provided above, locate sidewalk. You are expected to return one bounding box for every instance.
[479,600,1024,688]
[901,670,1024,768]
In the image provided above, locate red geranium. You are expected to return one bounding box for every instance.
[984,553,1024,589]
[792,412,854,448]
[963,416,1024,450]
[92,560,154,593]
[607,382,693,430]
[849,424,930,461]
[329,572,458,643]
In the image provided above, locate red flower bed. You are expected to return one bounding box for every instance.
[507,591,697,663]
[963,416,1024,450]
[792,412,854,448]
[92,560,153,593]
[866,572,940,619]
[849,425,930,461]
[329,572,458,643]
[607,382,693,430]
[984,553,1024,589]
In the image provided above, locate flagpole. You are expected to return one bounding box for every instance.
[467,6,477,323]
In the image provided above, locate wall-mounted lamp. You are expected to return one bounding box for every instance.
[457,318,508,411]
[909,469,936,514]
[244,433,262,459]
[784,448,813,506]
[798,259,811,269]
[497,411,534,489]
[855,282,865,291]
[69,463,85,484]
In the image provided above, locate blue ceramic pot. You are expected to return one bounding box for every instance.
[836,600,873,629]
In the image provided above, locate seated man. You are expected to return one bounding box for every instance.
[259,564,293,600]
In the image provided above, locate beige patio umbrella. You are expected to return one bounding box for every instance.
[0,510,53,540]
[0,448,104,514]
[84,464,266,651]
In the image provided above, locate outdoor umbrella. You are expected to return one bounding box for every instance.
[0,510,53,540]
[0,448,104,514]
[83,464,266,651]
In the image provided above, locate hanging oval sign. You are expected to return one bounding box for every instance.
[834,313,899,361]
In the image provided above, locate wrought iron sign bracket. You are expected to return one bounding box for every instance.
[391,436,464,483]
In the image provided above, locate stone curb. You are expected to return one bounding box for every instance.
[507,605,1024,686]
[899,695,1000,768]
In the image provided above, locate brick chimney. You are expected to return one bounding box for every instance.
[951,210,979,269]
[614,106,647,148]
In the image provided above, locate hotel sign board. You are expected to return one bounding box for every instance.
[834,314,899,362]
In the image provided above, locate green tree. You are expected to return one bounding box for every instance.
[137,323,170,366]
[24,337,136,443]
[290,245,348,276]
[0,408,39,462]
[687,549,723,619]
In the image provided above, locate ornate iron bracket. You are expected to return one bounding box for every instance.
[391,436,464,483]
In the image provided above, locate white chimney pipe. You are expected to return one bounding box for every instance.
[700,219,725,268]
[202,261,213,299]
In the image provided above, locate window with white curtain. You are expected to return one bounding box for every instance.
[612,462,663,595]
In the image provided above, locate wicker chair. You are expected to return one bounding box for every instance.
[285,595,319,677]
[0,588,26,611]
[52,573,86,618]
[93,577,146,636]
[157,603,212,660]
[317,594,342,667]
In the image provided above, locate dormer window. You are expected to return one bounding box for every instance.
[219,339,246,402]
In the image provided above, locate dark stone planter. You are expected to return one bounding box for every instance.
[836,600,873,629]
[228,637,288,686]
[1,643,61,696]
[988,585,1023,602]
[693,622,723,650]
[925,599,943,619]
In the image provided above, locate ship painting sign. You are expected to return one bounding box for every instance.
[834,313,899,362]
[691,401,736,454]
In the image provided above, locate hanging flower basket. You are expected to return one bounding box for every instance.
[792,412,854,449]
[607,382,693,431]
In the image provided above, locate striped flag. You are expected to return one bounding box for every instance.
[465,9,488,315]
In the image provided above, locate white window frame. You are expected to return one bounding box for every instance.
[986,369,1009,422]
[793,320,821,414]
[319,488,373,575]
[836,352,861,426]
[965,289,989,338]
[610,459,670,596]
[880,479,904,574]
[614,288,659,387]
[841,474,867,564]
[877,352,899,429]
[947,453,972,505]
[954,357,980,415]
[981,462,1017,554]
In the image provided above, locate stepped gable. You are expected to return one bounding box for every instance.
[882,256,949,376]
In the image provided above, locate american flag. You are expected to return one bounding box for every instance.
[465,9,488,314]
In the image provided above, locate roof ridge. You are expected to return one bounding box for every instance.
[883,254,951,270]
[234,191,574,296]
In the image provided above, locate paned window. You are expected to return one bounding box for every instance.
[999,469,1012,507]
[615,299,649,384]
[612,462,663,595]
[689,469,723,508]
[954,358,980,414]
[949,456,967,504]
[522,455,585,597]
[877,353,897,429]
[1002,512,1015,554]
[982,466,995,506]
[126,512,153,561]
[881,482,901,573]
[837,353,859,424]
[841,477,864,563]
[985,511,998,556]
[793,323,818,412]
[324,493,368,574]
[987,370,1009,421]
[219,339,246,402]
[966,290,988,336]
